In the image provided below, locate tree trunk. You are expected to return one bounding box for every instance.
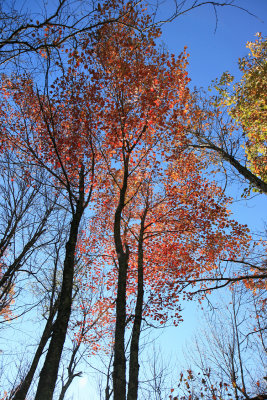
[127,212,146,400]
[113,251,129,400]
[113,157,129,400]
[58,342,81,400]
[216,145,267,194]
[13,298,59,400]
[34,172,85,400]
[193,131,267,194]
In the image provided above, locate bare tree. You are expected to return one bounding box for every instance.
[173,288,267,400]
[139,344,174,400]
[0,152,58,321]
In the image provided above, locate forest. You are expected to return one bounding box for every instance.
[0,0,266,399]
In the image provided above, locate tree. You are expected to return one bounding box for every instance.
[69,8,250,400]
[0,57,98,398]
[0,2,256,398]
[167,35,267,299]
[0,152,57,322]
[171,288,267,400]
[0,0,135,67]
[0,0,252,69]
[188,35,267,194]
[55,238,116,400]
[219,34,267,184]
[11,247,61,400]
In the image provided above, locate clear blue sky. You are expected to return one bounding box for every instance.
[160,0,267,87]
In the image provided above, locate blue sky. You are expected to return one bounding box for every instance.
[160,0,267,87]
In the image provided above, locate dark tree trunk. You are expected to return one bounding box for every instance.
[193,131,267,194]
[34,171,85,400]
[58,342,81,400]
[13,298,59,400]
[113,250,129,400]
[215,145,267,194]
[0,207,52,306]
[127,211,146,400]
[113,157,129,400]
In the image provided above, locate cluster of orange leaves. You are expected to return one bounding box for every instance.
[0,2,253,347]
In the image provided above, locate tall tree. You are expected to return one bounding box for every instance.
[68,8,251,399]
[0,3,255,398]
[0,64,98,398]
[223,34,266,184]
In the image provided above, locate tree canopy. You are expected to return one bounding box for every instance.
[0,2,265,400]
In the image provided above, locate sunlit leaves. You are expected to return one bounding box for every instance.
[213,34,267,184]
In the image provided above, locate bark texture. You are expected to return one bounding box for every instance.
[113,157,129,400]
[13,298,59,400]
[34,172,85,400]
[127,211,146,400]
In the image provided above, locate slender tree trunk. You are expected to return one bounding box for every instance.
[127,211,146,400]
[113,251,129,400]
[58,342,81,400]
[34,172,85,400]
[104,351,113,400]
[13,298,59,400]
[113,156,129,400]
[58,372,79,400]
[58,384,69,400]
[0,207,51,301]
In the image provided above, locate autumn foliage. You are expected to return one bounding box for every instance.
[0,2,255,399]
[211,34,267,184]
